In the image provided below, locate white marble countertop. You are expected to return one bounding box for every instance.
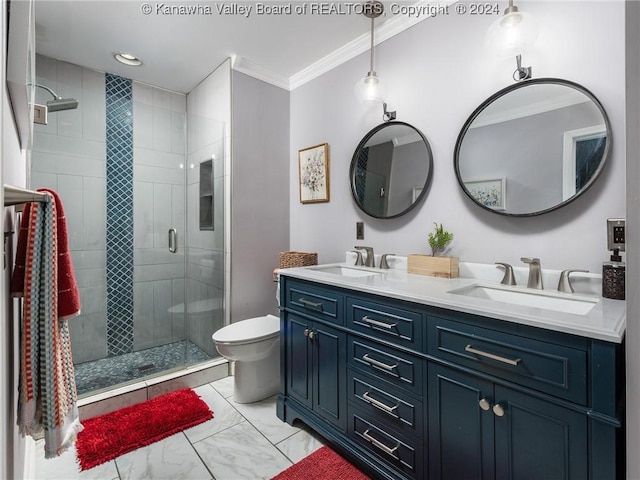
[278,256,626,344]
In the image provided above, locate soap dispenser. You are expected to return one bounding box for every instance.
[602,218,626,300]
[602,249,625,300]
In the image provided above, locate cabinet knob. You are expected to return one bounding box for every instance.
[493,403,506,417]
[479,398,491,411]
[304,329,316,339]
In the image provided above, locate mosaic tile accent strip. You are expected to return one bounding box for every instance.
[105,73,134,357]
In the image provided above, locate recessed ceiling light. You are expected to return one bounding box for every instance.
[114,52,143,66]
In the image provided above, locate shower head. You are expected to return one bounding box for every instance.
[35,84,79,112]
[46,97,79,112]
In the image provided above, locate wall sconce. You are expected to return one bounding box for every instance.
[485,0,539,81]
[354,1,387,104]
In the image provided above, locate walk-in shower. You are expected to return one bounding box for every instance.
[30,56,226,397]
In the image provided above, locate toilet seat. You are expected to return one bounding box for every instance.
[212,314,280,346]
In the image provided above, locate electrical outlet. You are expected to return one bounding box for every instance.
[356,222,364,240]
[607,218,625,252]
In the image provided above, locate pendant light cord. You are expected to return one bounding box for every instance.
[369,16,375,75]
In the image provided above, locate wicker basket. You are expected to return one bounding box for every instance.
[279,251,318,269]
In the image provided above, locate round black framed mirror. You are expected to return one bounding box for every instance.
[350,121,433,219]
[454,78,611,217]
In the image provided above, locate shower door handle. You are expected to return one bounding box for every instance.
[168,228,178,253]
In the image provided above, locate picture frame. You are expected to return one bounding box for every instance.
[298,143,330,204]
[465,178,506,210]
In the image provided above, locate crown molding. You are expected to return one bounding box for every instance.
[231,1,457,91]
[231,55,291,90]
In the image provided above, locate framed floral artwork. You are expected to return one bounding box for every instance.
[298,143,330,204]
[465,178,506,210]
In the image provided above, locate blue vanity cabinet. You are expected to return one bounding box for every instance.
[280,280,347,431]
[284,313,347,428]
[428,363,588,479]
[278,275,624,480]
[427,311,623,480]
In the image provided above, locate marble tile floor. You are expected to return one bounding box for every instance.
[34,376,326,480]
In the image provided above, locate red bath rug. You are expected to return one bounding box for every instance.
[271,445,370,480]
[76,388,213,470]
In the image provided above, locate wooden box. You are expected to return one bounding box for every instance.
[408,254,459,278]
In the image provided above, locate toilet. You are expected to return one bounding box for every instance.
[212,314,280,403]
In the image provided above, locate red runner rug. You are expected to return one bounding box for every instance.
[76,388,213,470]
[272,445,370,480]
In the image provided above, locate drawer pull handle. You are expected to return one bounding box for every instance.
[363,429,399,458]
[363,391,398,413]
[362,315,397,330]
[465,345,522,366]
[363,354,398,371]
[299,298,323,310]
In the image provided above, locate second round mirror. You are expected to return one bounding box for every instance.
[350,121,433,219]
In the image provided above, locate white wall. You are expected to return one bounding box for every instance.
[231,71,290,321]
[2,2,30,477]
[290,1,625,273]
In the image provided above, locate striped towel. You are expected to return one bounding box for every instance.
[11,191,83,458]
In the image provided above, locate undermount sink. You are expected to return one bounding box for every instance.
[448,283,599,315]
[314,266,383,278]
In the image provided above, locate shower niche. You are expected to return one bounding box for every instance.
[199,159,214,230]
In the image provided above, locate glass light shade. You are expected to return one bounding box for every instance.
[485,10,539,58]
[354,73,387,104]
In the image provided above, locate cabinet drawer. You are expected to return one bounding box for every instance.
[348,368,423,438]
[285,280,343,325]
[347,298,423,351]
[428,316,587,404]
[349,409,422,479]
[349,337,423,396]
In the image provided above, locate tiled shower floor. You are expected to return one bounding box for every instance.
[74,341,213,396]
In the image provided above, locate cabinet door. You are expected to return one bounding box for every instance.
[428,364,495,480]
[493,385,587,480]
[313,323,347,430]
[285,314,312,408]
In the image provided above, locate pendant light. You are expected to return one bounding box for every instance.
[485,0,539,58]
[354,1,387,104]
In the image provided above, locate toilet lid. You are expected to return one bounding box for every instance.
[212,314,280,344]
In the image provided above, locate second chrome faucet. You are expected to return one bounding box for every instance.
[521,257,543,289]
[354,246,375,268]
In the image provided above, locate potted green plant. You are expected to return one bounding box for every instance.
[408,223,459,278]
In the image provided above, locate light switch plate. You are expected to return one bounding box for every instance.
[356,222,364,240]
[607,218,625,252]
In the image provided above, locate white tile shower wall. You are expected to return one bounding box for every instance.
[31,55,107,364]
[186,60,230,356]
[132,81,187,352]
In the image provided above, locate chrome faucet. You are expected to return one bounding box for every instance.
[557,269,589,293]
[380,254,394,269]
[355,246,375,268]
[495,262,516,286]
[521,257,543,289]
